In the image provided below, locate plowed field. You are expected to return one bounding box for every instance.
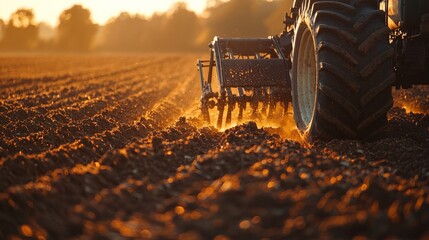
[0,55,428,239]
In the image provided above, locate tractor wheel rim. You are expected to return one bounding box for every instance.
[296,28,317,128]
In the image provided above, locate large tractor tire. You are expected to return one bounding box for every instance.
[291,0,394,140]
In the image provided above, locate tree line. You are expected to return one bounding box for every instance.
[0,0,292,52]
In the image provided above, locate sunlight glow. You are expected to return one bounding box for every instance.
[0,0,207,26]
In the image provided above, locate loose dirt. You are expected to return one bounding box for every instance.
[0,55,428,239]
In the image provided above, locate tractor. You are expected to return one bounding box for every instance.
[197,0,429,141]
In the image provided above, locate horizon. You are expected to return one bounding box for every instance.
[0,0,208,26]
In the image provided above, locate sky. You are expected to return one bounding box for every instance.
[0,0,207,26]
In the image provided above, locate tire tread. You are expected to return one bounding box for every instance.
[292,0,393,140]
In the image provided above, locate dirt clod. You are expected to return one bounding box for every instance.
[0,56,428,239]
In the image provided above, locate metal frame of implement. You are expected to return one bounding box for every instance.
[197,36,292,129]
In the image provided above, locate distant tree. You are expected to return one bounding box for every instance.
[0,9,39,51]
[99,12,147,51]
[0,19,4,40]
[204,0,279,39]
[98,3,200,52]
[141,13,168,51]
[164,2,199,51]
[57,5,98,51]
[37,22,55,51]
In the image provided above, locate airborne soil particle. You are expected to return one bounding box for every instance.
[0,56,428,239]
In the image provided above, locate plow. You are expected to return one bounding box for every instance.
[197,0,429,140]
[197,37,291,129]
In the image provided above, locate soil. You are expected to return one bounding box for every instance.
[0,55,428,239]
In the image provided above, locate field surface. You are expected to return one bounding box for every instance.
[0,55,428,239]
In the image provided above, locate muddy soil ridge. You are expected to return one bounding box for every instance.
[0,55,428,239]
